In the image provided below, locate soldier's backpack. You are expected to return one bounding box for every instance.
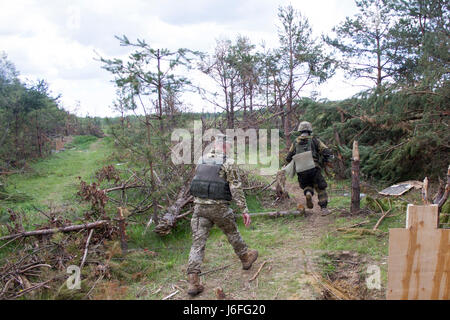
[293,137,316,173]
[189,156,232,201]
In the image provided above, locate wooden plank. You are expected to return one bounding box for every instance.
[387,204,450,300]
[379,183,414,196]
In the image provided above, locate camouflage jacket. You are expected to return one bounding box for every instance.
[194,153,248,213]
[285,135,332,168]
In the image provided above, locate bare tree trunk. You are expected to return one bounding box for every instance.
[333,125,346,179]
[351,141,360,214]
[117,207,128,253]
[157,49,164,133]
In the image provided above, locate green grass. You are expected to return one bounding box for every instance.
[66,135,99,150]
[1,137,406,300]
[0,136,112,224]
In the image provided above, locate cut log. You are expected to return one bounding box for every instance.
[248,210,304,218]
[351,140,360,214]
[154,189,193,236]
[0,220,109,241]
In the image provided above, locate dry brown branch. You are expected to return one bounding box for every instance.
[336,220,370,231]
[103,184,144,193]
[248,210,303,218]
[249,261,268,282]
[84,274,104,299]
[162,290,179,300]
[337,227,385,236]
[80,229,94,269]
[0,220,109,241]
[373,209,392,231]
[199,264,232,276]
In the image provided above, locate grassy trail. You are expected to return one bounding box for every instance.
[1,138,407,300]
[2,136,111,220]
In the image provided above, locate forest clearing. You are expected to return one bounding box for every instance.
[0,0,448,302]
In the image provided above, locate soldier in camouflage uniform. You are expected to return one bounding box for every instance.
[186,139,258,296]
[286,121,333,216]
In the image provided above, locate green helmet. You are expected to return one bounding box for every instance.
[298,121,313,133]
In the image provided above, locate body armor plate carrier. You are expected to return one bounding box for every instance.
[293,138,316,173]
[190,159,232,201]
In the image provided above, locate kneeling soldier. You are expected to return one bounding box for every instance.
[186,139,258,296]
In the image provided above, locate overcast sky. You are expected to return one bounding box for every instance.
[1,0,362,117]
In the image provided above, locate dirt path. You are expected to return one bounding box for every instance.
[284,177,336,230]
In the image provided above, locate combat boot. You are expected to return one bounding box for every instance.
[187,273,204,297]
[320,207,331,216]
[305,191,314,209]
[240,249,258,270]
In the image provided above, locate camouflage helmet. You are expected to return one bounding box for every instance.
[297,121,313,133]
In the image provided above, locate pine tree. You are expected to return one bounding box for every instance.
[277,5,333,146]
[324,0,398,87]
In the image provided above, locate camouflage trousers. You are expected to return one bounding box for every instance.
[187,203,248,275]
[297,167,328,208]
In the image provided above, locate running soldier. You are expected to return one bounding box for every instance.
[286,121,333,216]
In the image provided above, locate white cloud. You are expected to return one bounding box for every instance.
[0,0,363,117]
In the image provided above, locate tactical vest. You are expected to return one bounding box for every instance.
[294,137,320,172]
[189,157,232,201]
[296,137,320,161]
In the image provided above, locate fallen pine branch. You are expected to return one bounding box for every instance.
[0,220,109,241]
